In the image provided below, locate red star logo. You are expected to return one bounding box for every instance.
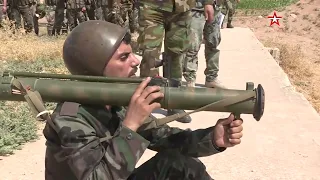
[267,11,282,26]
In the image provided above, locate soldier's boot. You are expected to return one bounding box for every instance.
[205,78,226,89]
[227,21,234,28]
[167,109,192,123]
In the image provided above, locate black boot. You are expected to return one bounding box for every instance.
[227,21,234,28]
[167,109,192,123]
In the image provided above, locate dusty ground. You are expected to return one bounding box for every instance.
[233,0,320,112]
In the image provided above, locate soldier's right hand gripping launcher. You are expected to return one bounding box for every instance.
[0,71,265,130]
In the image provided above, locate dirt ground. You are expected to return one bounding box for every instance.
[233,0,320,112]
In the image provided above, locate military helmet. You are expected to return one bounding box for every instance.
[63,20,127,76]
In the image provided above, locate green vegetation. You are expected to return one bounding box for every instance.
[237,0,299,9]
[0,22,67,155]
[0,58,67,155]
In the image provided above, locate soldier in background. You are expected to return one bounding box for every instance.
[95,0,109,21]
[65,0,86,31]
[137,0,215,123]
[221,0,239,28]
[84,0,95,20]
[32,1,46,35]
[183,0,226,89]
[0,0,4,27]
[3,0,34,33]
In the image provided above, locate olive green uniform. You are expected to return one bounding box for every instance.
[221,0,237,28]
[7,0,34,33]
[95,0,110,21]
[66,0,87,31]
[0,0,4,27]
[183,0,222,84]
[44,102,225,180]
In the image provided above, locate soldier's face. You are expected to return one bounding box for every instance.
[103,42,140,78]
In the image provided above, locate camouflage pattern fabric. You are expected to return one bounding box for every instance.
[94,6,110,21]
[7,0,34,33]
[52,0,66,34]
[221,0,237,23]
[0,3,4,28]
[140,0,214,13]
[43,102,225,179]
[84,0,95,20]
[66,8,86,31]
[66,0,87,31]
[183,3,222,83]
[138,4,192,80]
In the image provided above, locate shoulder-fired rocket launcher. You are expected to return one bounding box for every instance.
[0,71,265,128]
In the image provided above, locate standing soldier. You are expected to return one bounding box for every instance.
[0,0,5,28]
[32,1,46,35]
[3,0,34,33]
[137,0,215,123]
[95,0,108,21]
[66,0,87,31]
[221,0,239,28]
[52,0,69,35]
[84,0,95,20]
[45,0,57,35]
[183,0,226,88]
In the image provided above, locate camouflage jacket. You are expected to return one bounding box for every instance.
[192,0,221,13]
[12,0,34,6]
[43,102,225,180]
[66,0,86,9]
[140,0,215,13]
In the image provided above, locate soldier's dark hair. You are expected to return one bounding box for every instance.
[122,32,131,45]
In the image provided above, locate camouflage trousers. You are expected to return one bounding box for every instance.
[95,6,110,21]
[52,0,66,34]
[95,5,126,27]
[66,8,87,31]
[138,4,192,80]
[128,149,214,180]
[7,4,34,33]
[221,0,238,23]
[183,9,221,83]
[0,5,4,28]
[122,2,139,33]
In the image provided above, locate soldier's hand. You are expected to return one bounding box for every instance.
[123,77,164,131]
[204,4,214,23]
[212,114,243,148]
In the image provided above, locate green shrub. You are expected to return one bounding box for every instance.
[0,58,66,155]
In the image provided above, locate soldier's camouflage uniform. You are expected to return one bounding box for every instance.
[220,0,237,28]
[0,0,4,28]
[44,102,225,179]
[121,0,139,33]
[138,0,214,80]
[183,0,222,84]
[83,0,95,20]
[95,0,110,21]
[7,0,34,33]
[66,0,87,31]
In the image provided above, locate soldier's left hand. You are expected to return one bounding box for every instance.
[212,114,243,148]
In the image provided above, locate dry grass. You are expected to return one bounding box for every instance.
[0,19,65,63]
[263,40,320,112]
